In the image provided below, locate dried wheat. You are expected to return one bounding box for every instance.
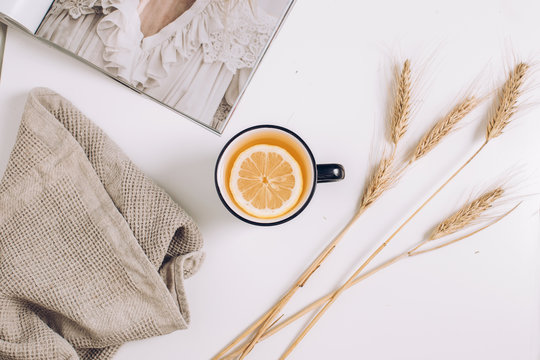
[430,188,504,240]
[359,154,398,211]
[390,60,412,145]
[486,63,529,141]
[412,96,480,161]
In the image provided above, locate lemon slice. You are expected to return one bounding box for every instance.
[229,144,303,219]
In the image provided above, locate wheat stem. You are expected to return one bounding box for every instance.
[222,252,407,360]
[279,141,487,359]
[226,203,517,359]
[212,298,284,359]
[235,149,399,359]
[279,63,530,355]
[233,209,363,359]
[231,62,413,359]
[407,239,430,255]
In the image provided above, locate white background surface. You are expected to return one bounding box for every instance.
[1,0,540,359]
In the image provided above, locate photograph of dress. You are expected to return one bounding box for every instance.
[37,0,291,131]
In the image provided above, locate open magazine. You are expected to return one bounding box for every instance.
[0,0,294,133]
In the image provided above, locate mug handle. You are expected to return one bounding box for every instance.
[316,164,345,183]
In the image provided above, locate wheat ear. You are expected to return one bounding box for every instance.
[412,96,481,161]
[412,202,520,256]
[486,63,529,141]
[362,95,482,211]
[390,59,412,146]
[358,154,398,211]
[430,188,504,240]
[278,63,529,360]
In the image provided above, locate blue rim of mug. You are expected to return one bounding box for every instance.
[214,124,317,226]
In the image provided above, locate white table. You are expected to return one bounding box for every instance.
[1,1,539,359]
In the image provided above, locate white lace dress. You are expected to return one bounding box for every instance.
[37,0,276,128]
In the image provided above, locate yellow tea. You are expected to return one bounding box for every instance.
[221,128,314,220]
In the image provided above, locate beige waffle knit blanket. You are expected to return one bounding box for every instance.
[0,88,204,360]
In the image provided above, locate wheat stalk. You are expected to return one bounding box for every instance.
[219,60,414,360]
[390,60,412,146]
[412,96,481,161]
[223,200,518,359]
[486,63,529,141]
[278,63,529,360]
[430,188,504,240]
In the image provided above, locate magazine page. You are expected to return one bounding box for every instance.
[35,0,294,133]
[0,0,52,33]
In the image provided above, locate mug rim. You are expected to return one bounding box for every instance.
[214,124,317,226]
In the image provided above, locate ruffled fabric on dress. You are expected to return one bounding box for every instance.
[92,0,275,90]
[92,0,141,86]
[48,0,116,19]
[39,0,278,127]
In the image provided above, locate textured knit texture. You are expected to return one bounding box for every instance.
[0,88,204,360]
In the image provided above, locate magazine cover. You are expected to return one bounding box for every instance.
[0,0,295,133]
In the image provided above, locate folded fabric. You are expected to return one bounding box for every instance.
[0,88,204,360]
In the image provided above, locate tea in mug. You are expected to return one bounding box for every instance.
[221,129,314,220]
